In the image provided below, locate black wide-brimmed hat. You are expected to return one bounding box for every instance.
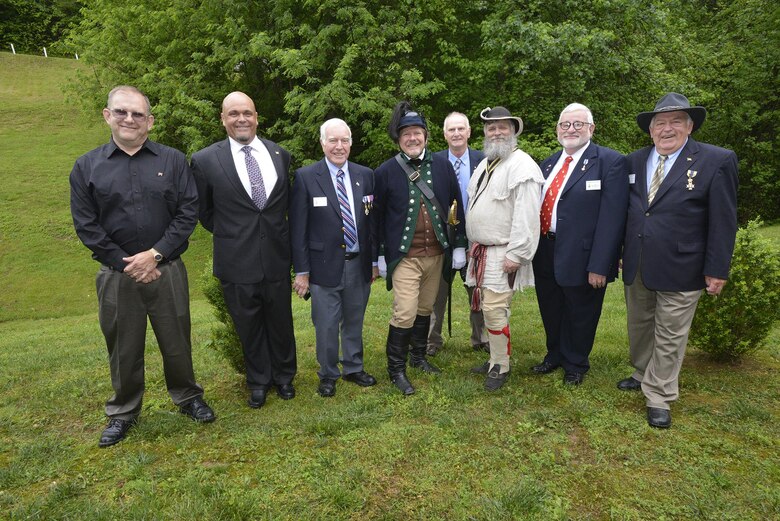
[480,106,523,136]
[636,92,707,133]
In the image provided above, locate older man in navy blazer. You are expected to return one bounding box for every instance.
[289,118,378,397]
[427,112,488,356]
[619,92,738,428]
[192,91,297,409]
[532,103,629,385]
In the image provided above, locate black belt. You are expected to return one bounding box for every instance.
[543,231,556,240]
[344,252,359,260]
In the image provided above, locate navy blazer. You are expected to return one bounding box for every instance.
[191,137,292,284]
[622,138,738,291]
[373,153,466,286]
[289,159,374,286]
[535,142,629,285]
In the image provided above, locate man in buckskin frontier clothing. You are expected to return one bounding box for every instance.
[373,101,467,395]
[466,106,544,391]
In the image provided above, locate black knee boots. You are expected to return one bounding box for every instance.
[409,315,441,374]
[386,324,414,395]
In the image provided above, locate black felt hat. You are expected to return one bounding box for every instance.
[480,106,523,136]
[636,92,707,133]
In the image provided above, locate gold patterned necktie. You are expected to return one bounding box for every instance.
[647,154,668,204]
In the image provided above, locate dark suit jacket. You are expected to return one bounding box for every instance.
[373,153,466,287]
[289,159,374,286]
[622,138,738,291]
[191,137,292,284]
[432,147,485,179]
[536,142,629,285]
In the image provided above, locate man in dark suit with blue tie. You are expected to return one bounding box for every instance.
[191,91,297,409]
[426,112,489,356]
[532,103,629,386]
[619,92,738,428]
[289,118,378,397]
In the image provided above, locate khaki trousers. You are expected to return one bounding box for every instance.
[625,270,701,409]
[390,255,444,328]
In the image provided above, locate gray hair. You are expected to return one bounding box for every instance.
[649,113,693,129]
[319,118,352,144]
[443,111,470,129]
[559,102,593,124]
[107,85,151,114]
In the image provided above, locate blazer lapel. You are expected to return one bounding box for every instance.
[216,139,255,207]
[561,143,597,196]
[542,151,563,180]
[313,159,342,217]
[349,162,365,226]
[633,147,653,208]
[261,138,286,205]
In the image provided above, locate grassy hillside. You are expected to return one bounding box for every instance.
[1,54,778,520]
[0,52,213,322]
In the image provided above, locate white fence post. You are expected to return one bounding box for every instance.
[43,47,48,57]
[10,44,15,54]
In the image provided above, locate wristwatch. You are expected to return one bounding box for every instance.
[151,249,163,262]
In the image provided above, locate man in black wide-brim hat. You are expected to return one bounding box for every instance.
[618,92,739,429]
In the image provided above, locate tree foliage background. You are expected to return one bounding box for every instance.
[44,0,779,222]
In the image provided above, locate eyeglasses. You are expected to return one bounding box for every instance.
[108,108,149,122]
[557,121,591,131]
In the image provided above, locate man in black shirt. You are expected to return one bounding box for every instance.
[70,85,215,448]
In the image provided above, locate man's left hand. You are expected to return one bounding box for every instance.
[704,276,727,296]
[503,258,520,273]
[122,250,159,282]
[588,272,607,288]
[452,248,467,270]
[293,274,310,298]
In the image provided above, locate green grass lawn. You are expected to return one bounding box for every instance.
[1,53,779,520]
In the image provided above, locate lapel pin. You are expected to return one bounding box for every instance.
[157,172,164,176]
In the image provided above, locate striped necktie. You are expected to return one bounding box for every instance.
[336,170,357,250]
[647,154,668,204]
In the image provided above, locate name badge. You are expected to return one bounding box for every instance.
[628,174,636,184]
[586,180,601,191]
[313,197,327,207]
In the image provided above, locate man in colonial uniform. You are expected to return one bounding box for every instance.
[374,101,466,395]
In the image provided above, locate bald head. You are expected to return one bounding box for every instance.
[221,91,258,144]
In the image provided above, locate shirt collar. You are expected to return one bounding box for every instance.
[228,135,261,154]
[325,157,349,176]
[106,137,156,157]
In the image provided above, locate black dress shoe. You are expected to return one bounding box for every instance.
[563,372,585,385]
[98,418,136,448]
[343,370,377,387]
[248,388,267,408]
[531,360,560,374]
[485,364,509,391]
[617,376,642,391]
[276,383,295,400]
[647,407,672,428]
[318,378,336,397]
[179,397,216,422]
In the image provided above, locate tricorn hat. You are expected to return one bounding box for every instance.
[636,92,706,133]
[480,106,523,136]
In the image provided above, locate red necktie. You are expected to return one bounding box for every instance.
[540,155,573,234]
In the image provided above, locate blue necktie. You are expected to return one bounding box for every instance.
[241,146,267,210]
[453,158,463,183]
[336,170,357,250]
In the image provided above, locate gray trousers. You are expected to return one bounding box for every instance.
[428,272,487,349]
[310,256,371,380]
[625,269,701,410]
[96,259,203,420]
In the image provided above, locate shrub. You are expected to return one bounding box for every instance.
[689,219,780,360]
[199,262,245,374]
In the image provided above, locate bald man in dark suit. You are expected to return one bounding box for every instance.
[192,91,297,409]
